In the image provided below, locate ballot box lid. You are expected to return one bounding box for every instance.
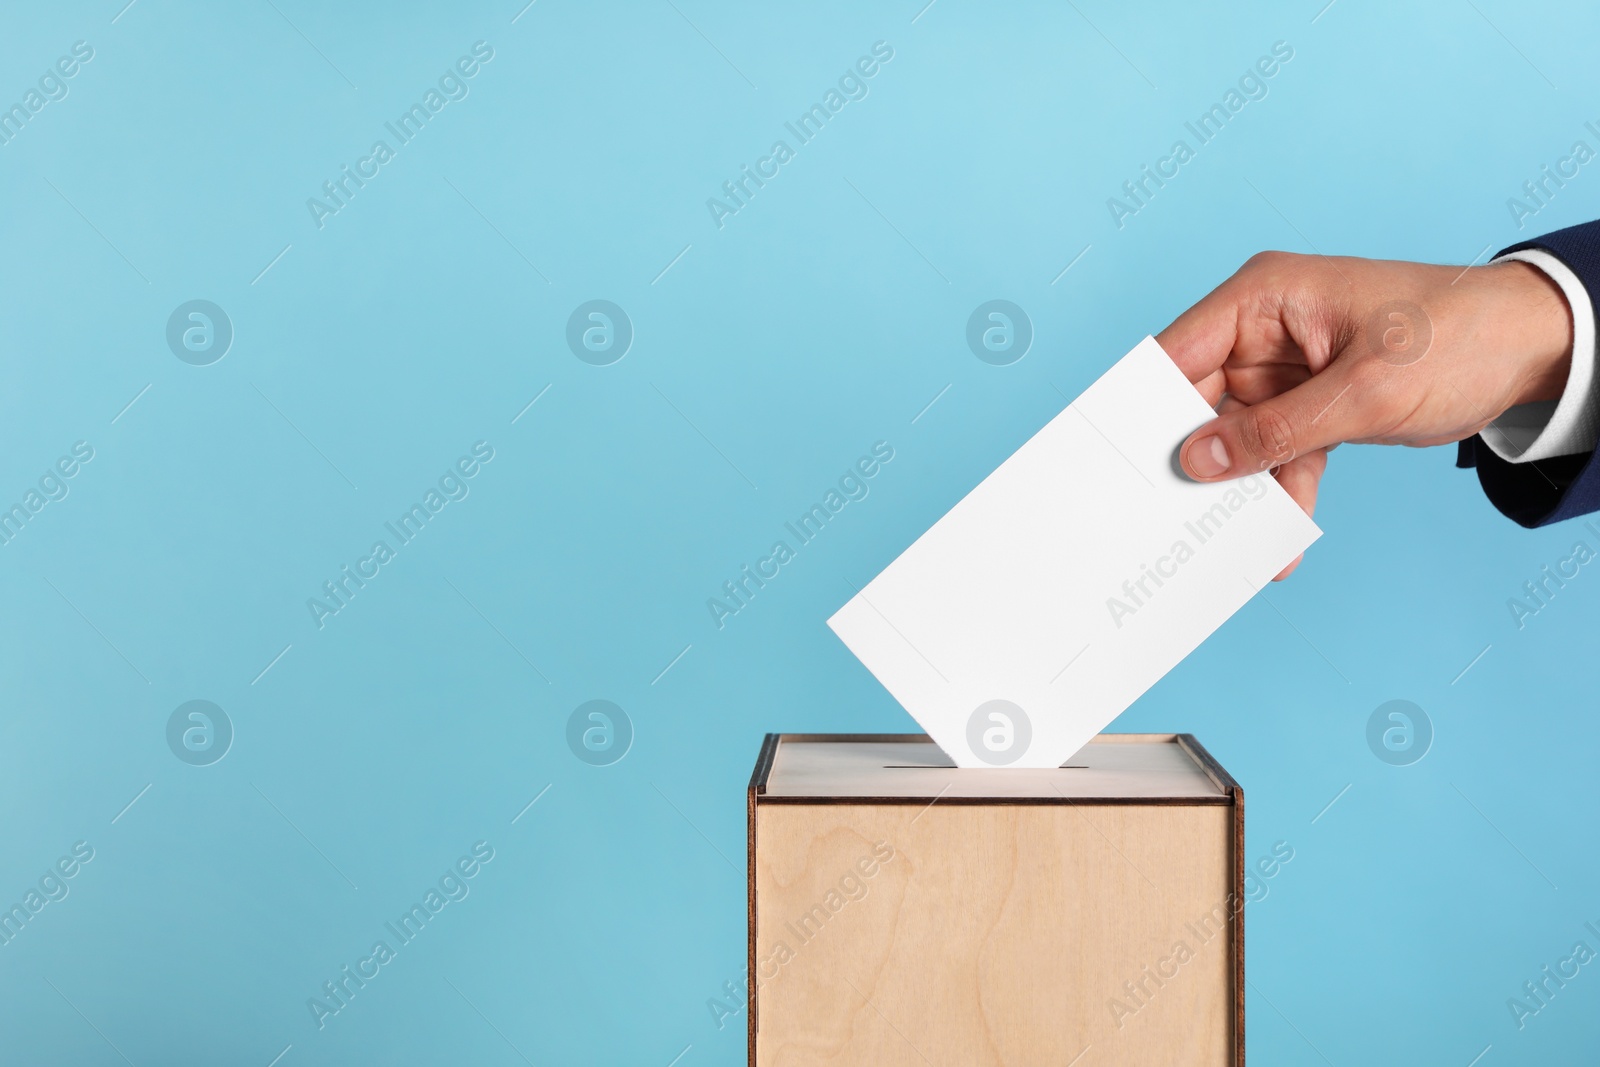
[750,732,1236,804]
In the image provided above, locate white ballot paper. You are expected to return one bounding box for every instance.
[828,336,1321,768]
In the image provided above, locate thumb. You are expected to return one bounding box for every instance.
[1179,360,1372,481]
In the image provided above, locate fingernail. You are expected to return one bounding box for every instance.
[1187,435,1231,478]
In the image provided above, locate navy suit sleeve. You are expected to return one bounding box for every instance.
[1457,219,1600,527]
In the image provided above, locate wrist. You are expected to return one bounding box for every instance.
[1493,260,1574,406]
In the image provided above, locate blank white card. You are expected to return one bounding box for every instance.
[828,336,1321,768]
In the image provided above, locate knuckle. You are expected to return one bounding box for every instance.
[1244,405,1297,466]
[1242,249,1295,276]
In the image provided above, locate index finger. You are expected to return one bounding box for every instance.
[1155,269,1246,386]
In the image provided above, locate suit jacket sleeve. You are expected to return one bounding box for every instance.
[1458,219,1600,527]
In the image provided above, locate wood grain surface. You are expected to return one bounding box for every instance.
[753,801,1235,1066]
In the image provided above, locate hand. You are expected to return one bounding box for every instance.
[1156,251,1575,578]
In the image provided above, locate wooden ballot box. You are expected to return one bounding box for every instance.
[747,733,1244,1066]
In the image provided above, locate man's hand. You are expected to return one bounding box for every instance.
[1157,251,1575,577]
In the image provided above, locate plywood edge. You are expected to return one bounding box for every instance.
[1173,734,1246,1064]
[1175,734,1242,798]
[1232,781,1246,1065]
[771,732,1184,745]
[747,763,760,1065]
[755,795,1232,807]
[750,733,782,795]
[759,733,1233,806]
[772,732,935,744]
[747,735,780,1063]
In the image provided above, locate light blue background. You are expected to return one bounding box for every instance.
[1,0,1597,1062]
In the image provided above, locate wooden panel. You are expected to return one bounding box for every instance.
[762,735,1225,800]
[753,802,1235,1066]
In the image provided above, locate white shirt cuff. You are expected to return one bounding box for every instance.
[1479,248,1597,463]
